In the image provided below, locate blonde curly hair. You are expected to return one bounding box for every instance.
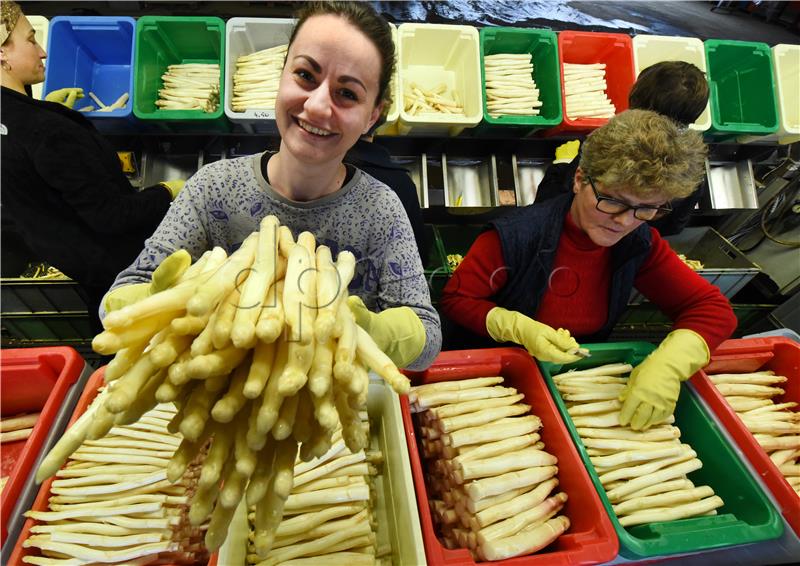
[1,0,22,45]
[579,109,707,200]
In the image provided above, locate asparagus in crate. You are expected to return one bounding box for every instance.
[404,82,464,116]
[232,44,287,112]
[35,215,410,555]
[157,63,221,112]
[552,363,724,526]
[706,370,800,496]
[22,398,207,565]
[483,53,541,117]
[410,376,571,562]
[562,63,615,120]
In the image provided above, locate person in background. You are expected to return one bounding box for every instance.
[441,110,737,430]
[104,1,441,371]
[0,0,182,328]
[535,61,710,236]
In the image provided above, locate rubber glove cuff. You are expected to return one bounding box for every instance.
[159,180,186,200]
[347,295,426,369]
[485,307,582,364]
[102,250,192,313]
[554,140,580,164]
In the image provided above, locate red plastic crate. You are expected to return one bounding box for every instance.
[691,337,800,537]
[401,348,618,565]
[0,347,87,545]
[544,30,635,136]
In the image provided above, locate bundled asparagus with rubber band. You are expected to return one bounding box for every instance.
[35,215,411,555]
[483,53,542,117]
[706,369,800,496]
[410,376,571,561]
[232,44,287,112]
[553,363,724,527]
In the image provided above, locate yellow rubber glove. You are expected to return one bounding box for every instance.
[45,87,85,109]
[485,307,582,364]
[347,295,426,369]
[159,179,186,200]
[554,140,580,164]
[619,329,710,431]
[103,250,192,313]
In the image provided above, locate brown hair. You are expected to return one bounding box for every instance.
[629,61,709,126]
[1,0,23,45]
[579,109,707,200]
[289,1,395,108]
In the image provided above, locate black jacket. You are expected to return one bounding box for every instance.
[1,87,171,294]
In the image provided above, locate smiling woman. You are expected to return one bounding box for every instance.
[104,2,442,371]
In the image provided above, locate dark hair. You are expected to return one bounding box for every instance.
[289,1,395,108]
[628,61,709,126]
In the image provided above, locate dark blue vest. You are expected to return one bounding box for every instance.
[489,193,653,342]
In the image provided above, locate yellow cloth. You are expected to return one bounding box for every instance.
[619,329,710,430]
[347,296,426,369]
[159,179,186,200]
[103,250,191,313]
[485,307,582,364]
[45,87,84,109]
[554,140,580,164]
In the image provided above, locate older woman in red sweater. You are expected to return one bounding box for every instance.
[441,110,737,430]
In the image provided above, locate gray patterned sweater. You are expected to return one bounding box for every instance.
[107,153,442,370]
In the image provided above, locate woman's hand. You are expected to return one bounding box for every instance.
[45,87,84,109]
[347,296,425,369]
[103,250,192,313]
[485,307,583,364]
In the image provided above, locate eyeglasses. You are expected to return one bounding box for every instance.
[585,175,672,221]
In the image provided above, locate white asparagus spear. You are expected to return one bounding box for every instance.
[618,496,724,527]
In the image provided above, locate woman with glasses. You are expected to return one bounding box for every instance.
[440,109,736,430]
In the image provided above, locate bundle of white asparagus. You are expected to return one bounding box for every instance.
[157,63,220,112]
[404,82,464,116]
[232,44,287,112]
[410,376,570,561]
[0,411,39,443]
[35,215,410,556]
[707,369,800,496]
[562,63,615,120]
[23,399,206,565]
[245,416,388,566]
[484,53,541,117]
[553,363,724,526]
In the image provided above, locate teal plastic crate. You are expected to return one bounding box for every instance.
[539,341,783,560]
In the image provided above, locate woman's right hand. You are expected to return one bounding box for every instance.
[102,250,191,313]
[485,307,583,363]
[45,87,84,109]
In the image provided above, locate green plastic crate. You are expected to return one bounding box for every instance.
[476,27,562,135]
[134,16,228,130]
[705,39,779,140]
[539,341,783,560]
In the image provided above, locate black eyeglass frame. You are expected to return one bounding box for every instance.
[585,175,673,221]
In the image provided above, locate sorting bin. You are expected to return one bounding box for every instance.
[632,34,711,132]
[134,16,228,131]
[704,39,779,140]
[224,17,294,134]
[43,17,136,128]
[545,30,635,136]
[401,348,619,566]
[539,342,784,560]
[476,27,562,136]
[691,337,800,540]
[27,16,48,100]
[397,23,483,136]
[0,347,92,547]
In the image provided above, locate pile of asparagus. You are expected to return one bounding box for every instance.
[410,377,570,561]
[483,53,541,117]
[707,369,800,495]
[157,63,221,112]
[232,44,287,112]
[553,363,724,526]
[562,63,615,120]
[404,82,464,116]
[35,215,410,556]
[23,399,206,565]
[245,417,387,566]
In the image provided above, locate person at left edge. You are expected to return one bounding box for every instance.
[0,0,180,329]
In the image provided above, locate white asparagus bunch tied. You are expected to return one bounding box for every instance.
[410,376,570,561]
[707,369,800,496]
[23,397,207,566]
[484,53,541,117]
[562,63,615,120]
[35,215,411,554]
[553,363,724,526]
[232,44,287,112]
[404,82,464,116]
[157,63,221,112]
[244,415,388,565]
